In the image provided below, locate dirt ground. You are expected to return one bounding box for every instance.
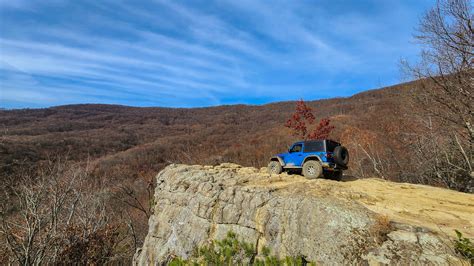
[249,169,474,238]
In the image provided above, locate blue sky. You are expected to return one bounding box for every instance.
[0,0,433,109]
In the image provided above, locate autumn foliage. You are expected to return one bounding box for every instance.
[285,99,335,140]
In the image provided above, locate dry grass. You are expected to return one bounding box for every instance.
[370,215,393,244]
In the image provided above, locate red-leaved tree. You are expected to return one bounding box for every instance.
[285,99,334,140]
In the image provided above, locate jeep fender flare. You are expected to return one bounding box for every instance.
[270,156,285,166]
[302,155,322,164]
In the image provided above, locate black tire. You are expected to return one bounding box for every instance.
[333,146,349,166]
[268,160,283,174]
[302,160,323,179]
[325,170,343,181]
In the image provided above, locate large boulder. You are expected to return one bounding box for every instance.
[134,164,471,265]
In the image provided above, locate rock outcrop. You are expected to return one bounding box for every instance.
[134,163,473,265]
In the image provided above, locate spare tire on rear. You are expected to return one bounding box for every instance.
[333,146,349,166]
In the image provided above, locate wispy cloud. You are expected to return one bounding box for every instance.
[0,0,433,108]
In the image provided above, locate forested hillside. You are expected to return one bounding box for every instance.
[1,82,417,183]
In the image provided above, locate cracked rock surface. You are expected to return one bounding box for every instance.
[134,163,471,265]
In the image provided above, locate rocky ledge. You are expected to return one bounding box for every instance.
[134,163,473,265]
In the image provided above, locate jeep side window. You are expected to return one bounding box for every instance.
[290,144,302,153]
[325,140,339,152]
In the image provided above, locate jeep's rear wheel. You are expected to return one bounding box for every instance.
[268,161,282,175]
[302,160,323,179]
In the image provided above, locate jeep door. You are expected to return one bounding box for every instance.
[286,143,304,167]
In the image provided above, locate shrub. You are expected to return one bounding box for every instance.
[454,230,474,264]
[169,231,315,265]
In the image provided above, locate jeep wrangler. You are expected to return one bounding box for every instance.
[268,140,349,180]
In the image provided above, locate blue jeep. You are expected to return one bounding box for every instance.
[268,140,349,180]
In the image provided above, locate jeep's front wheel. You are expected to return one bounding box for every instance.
[302,160,323,179]
[268,161,283,175]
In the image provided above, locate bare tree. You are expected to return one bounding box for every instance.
[0,158,123,264]
[402,0,473,190]
[109,171,156,254]
[0,159,77,264]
